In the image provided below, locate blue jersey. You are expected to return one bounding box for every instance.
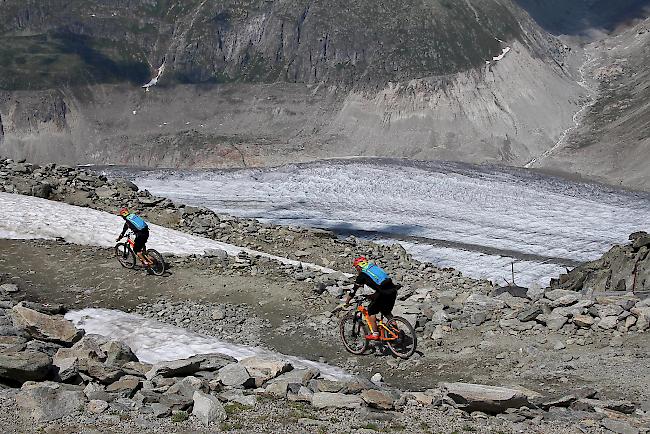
[126,214,148,231]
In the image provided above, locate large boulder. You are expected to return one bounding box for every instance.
[10,305,83,345]
[442,382,532,414]
[17,381,87,423]
[0,350,52,383]
[192,391,227,426]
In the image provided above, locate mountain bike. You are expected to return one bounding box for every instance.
[115,231,165,276]
[337,295,417,359]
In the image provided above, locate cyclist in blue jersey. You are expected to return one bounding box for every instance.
[116,208,153,266]
[343,256,399,340]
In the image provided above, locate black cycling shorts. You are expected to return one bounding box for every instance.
[133,229,149,253]
[368,290,397,317]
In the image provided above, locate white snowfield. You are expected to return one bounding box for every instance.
[0,192,345,276]
[112,159,650,287]
[66,308,350,380]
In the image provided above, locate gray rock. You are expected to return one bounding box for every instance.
[217,363,253,388]
[145,353,235,380]
[517,306,543,322]
[287,385,314,403]
[499,318,534,331]
[31,183,52,199]
[239,357,292,386]
[25,340,63,357]
[10,305,83,345]
[113,178,138,192]
[572,314,595,328]
[192,391,227,426]
[442,382,531,414]
[85,360,124,384]
[598,316,619,330]
[312,392,365,409]
[544,290,578,301]
[550,294,581,307]
[0,283,19,293]
[83,382,113,402]
[526,285,545,302]
[601,418,639,434]
[53,356,79,382]
[218,389,257,407]
[17,381,87,423]
[544,314,568,331]
[571,398,636,414]
[100,341,138,367]
[0,350,52,383]
[464,294,506,310]
[361,389,395,410]
[87,399,109,414]
[164,376,205,399]
[541,395,576,409]
[105,375,142,398]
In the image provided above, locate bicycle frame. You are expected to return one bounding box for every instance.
[354,299,400,342]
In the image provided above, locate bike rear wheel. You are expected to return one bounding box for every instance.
[339,311,369,355]
[115,243,136,269]
[146,249,166,276]
[385,316,417,359]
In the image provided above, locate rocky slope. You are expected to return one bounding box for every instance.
[539,17,650,190]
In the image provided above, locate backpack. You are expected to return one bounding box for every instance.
[126,214,148,231]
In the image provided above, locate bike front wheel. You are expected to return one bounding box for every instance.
[385,316,417,359]
[339,311,369,355]
[146,249,166,276]
[115,243,136,269]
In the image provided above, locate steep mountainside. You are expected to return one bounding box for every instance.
[0,0,543,89]
[2,0,643,189]
[540,17,650,190]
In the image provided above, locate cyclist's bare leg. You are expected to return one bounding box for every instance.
[368,314,379,335]
[137,251,153,266]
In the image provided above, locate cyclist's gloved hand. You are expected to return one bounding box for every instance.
[116,236,122,242]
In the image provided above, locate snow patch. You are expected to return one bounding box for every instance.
[143,63,165,90]
[66,308,351,380]
[492,47,511,62]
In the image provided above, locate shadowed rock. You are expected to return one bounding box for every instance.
[442,382,532,414]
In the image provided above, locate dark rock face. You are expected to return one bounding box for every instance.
[550,235,650,293]
[0,350,53,384]
[0,0,529,89]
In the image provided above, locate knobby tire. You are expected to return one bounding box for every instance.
[115,243,136,269]
[385,316,417,359]
[146,249,166,276]
[339,311,369,355]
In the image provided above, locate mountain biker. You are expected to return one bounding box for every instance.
[116,208,153,266]
[343,256,399,340]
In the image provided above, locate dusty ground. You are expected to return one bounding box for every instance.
[2,238,649,414]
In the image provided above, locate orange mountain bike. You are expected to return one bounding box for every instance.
[115,231,165,276]
[337,295,417,359]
